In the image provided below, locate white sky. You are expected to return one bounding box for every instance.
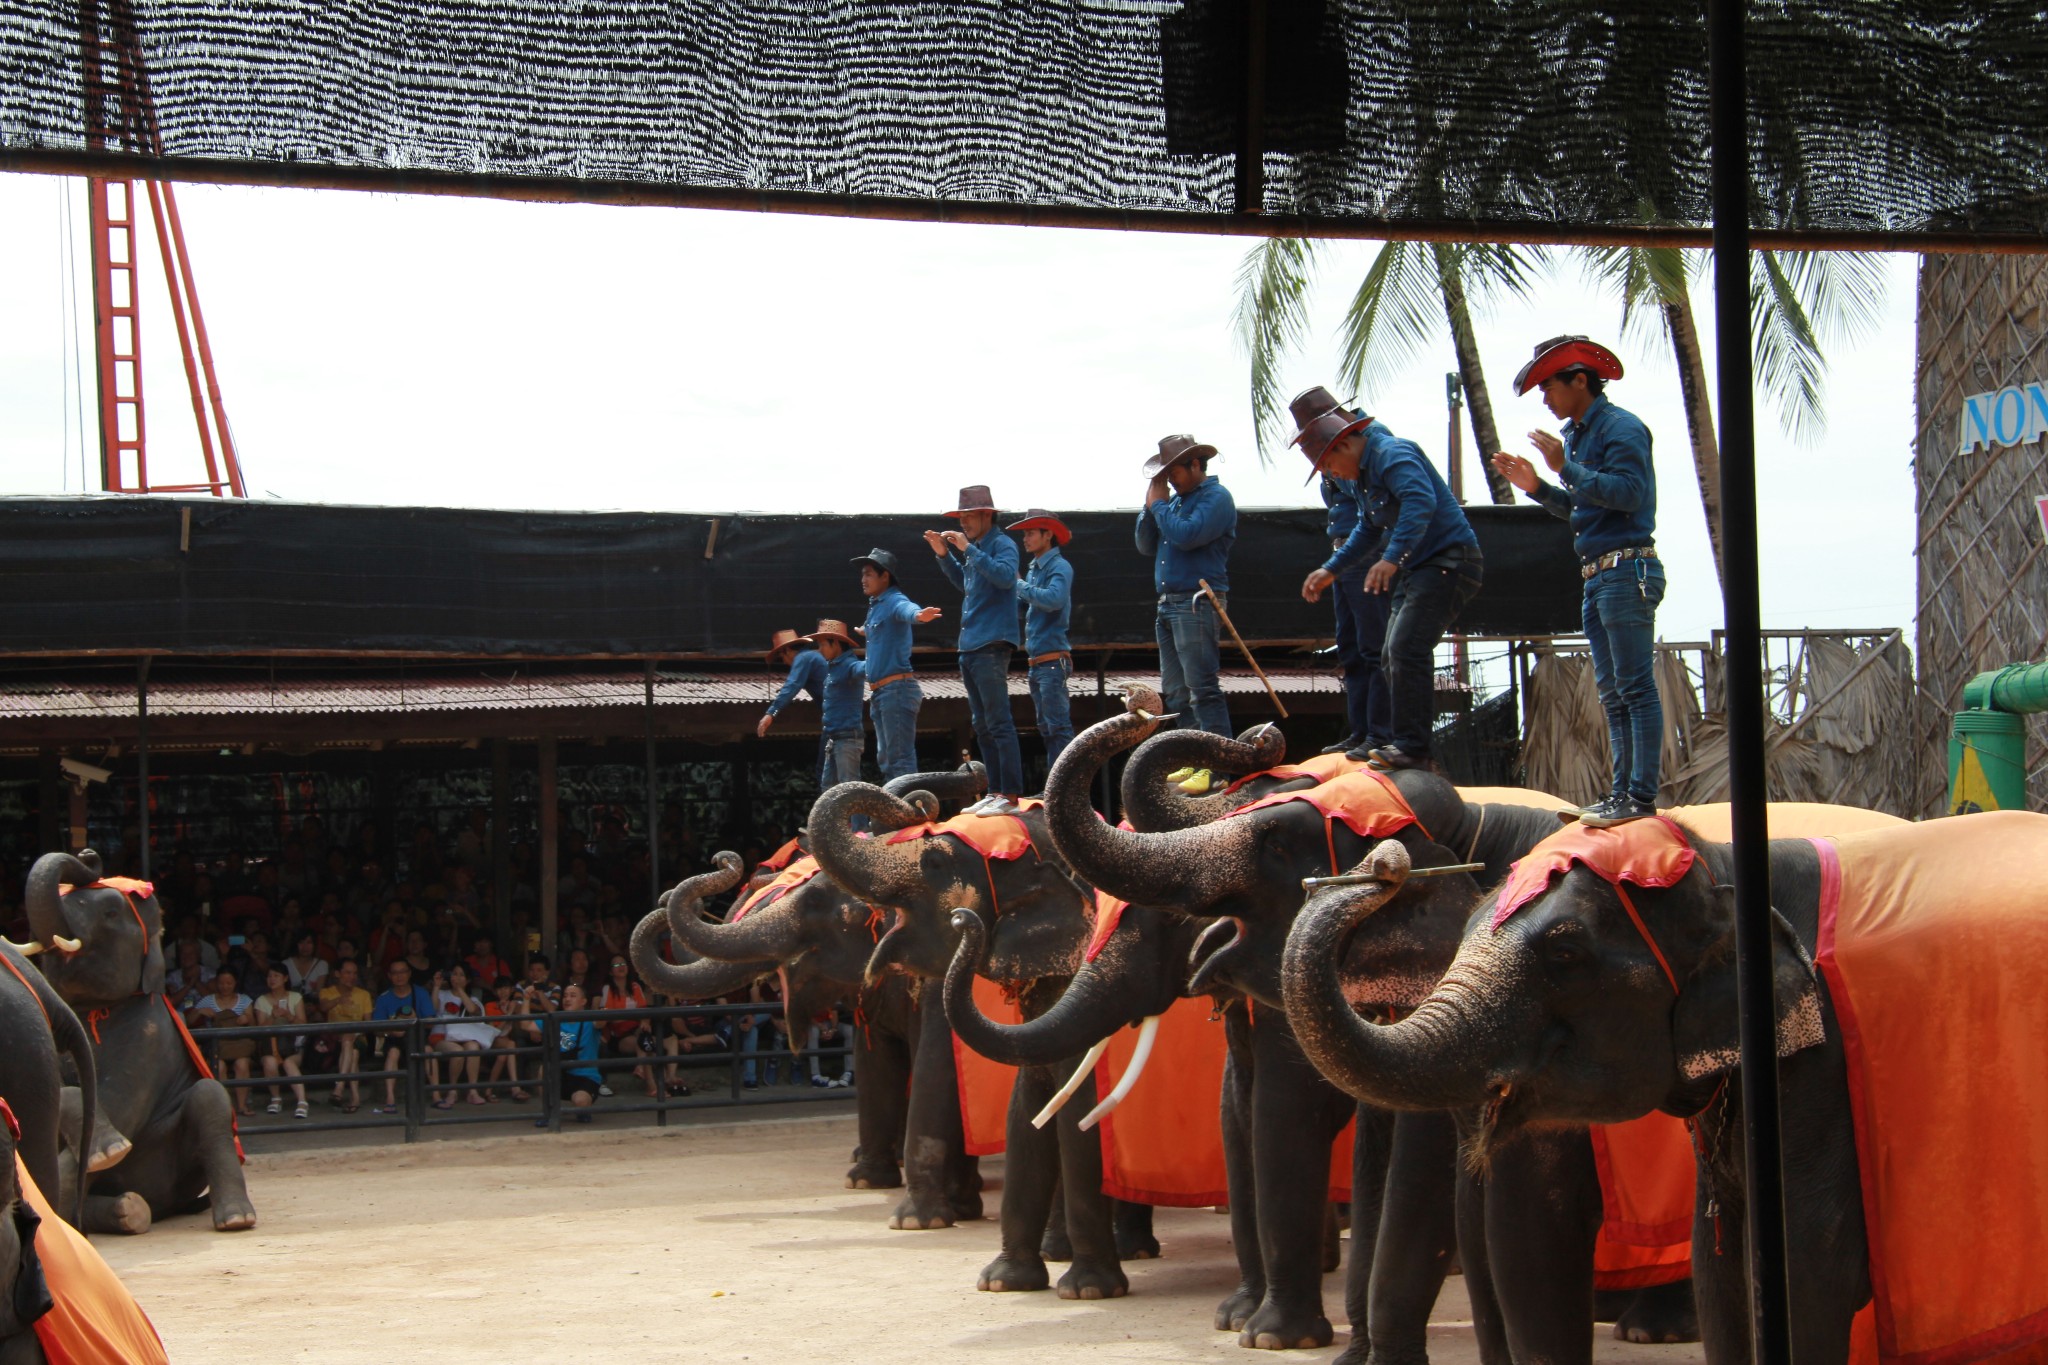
[0,172,1921,647]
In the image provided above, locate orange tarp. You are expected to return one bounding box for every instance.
[15,1156,168,1365]
[730,855,824,920]
[954,976,1023,1156]
[1663,801,1907,841]
[1589,1113,1695,1289]
[1817,813,2048,1365]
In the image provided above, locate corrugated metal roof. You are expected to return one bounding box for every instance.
[0,669,1343,720]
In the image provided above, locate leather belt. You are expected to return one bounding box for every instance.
[1028,651,1070,667]
[868,671,916,691]
[1581,546,1657,580]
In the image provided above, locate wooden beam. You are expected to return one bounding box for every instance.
[538,734,558,971]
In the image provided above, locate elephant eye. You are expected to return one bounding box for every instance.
[1540,925,1589,968]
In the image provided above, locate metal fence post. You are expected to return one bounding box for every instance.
[541,1012,562,1133]
[403,1019,423,1143]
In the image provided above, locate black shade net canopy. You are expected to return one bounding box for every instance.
[4,0,2046,247]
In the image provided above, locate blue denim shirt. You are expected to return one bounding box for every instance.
[819,653,867,733]
[1017,545,1073,656]
[1327,420,1478,575]
[934,529,1021,651]
[861,587,921,684]
[1530,394,1657,560]
[1134,476,1236,594]
[1322,473,1360,542]
[766,647,826,716]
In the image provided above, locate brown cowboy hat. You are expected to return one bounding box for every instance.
[1292,408,1373,484]
[1005,509,1073,546]
[764,628,805,663]
[944,485,998,518]
[1513,335,1625,395]
[1287,385,1347,431]
[1143,434,1218,478]
[803,618,858,648]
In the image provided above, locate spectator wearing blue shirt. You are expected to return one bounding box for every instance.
[369,959,438,1115]
[926,485,1025,808]
[800,618,869,788]
[1135,435,1236,741]
[756,628,830,788]
[1007,509,1077,771]
[1295,392,1482,773]
[547,982,601,1123]
[851,548,942,782]
[1492,336,1663,825]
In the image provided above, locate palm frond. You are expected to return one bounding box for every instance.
[1448,242,1550,319]
[1334,240,1442,400]
[1231,237,1322,461]
[1751,250,1829,444]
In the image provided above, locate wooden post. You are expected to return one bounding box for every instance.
[491,737,512,948]
[136,658,151,878]
[37,751,63,855]
[538,734,558,967]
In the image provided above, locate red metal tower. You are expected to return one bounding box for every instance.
[80,0,245,496]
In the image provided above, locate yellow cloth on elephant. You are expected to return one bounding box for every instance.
[1817,813,2048,1365]
[14,1153,169,1365]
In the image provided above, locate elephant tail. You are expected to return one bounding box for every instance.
[40,977,98,1231]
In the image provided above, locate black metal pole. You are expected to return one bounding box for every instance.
[1707,2,1794,1360]
[136,657,151,878]
[645,659,660,907]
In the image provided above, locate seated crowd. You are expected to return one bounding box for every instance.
[3,806,854,1122]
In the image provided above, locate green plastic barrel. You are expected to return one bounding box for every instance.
[1948,708,2026,813]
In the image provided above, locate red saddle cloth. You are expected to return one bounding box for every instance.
[730,856,824,920]
[9,1149,168,1364]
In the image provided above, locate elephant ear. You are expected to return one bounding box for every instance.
[137,893,168,996]
[1671,884,1826,1085]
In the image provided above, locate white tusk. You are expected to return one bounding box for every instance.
[1031,1036,1110,1129]
[1078,1015,1160,1132]
[2,939,41,957]
[52,936,81,953]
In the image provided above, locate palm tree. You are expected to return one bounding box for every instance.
[1234,237,1535,503]
[1580,245,1887,596]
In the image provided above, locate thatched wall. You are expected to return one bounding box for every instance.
[1915,254,2048,815]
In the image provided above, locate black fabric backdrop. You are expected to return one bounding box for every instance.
[0,497,1579,657]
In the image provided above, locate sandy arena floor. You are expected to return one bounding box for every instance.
[98,1112,1710,1364]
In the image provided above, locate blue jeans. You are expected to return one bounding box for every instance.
[822,729,865,787]
[1155,594,1232,736]
[870,678,922,782]
[1332,563,1391,744]
[959,643,1025,798]
[1584,558,1666,804]
[1028,658,1076,772]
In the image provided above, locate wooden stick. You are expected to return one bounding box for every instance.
[1198,578,1288,719]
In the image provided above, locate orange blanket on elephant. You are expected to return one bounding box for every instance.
[1589,1113,1694,1289]
[1228,764,1426,853]
[1816,813,2048,1365]
[13,1154,168,1365]
[954,976,1023,1156]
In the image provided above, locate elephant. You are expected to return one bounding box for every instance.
[802,777,1140,1301]
[0,939,105,1232]
[23,850,256,1234]
[1035,701,1697,1357]
[1281,828,1877,1365]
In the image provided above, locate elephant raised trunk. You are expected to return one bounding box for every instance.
[807,782,936,907]
[1120,722,1286,832]
[880,763,986,811]
[1282,840,1511,1114]
[25,851,99,951]
[628,912,771,1001]
[942,909,1136,1067]
[1043,707,1259,913]
[649,851,803,964]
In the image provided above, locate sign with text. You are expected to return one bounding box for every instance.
[1961,381,2048,453]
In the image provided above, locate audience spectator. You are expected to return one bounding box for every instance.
[283,932,330,997]
[545,983,602,1126]
[555,947,600,1001]
[465,934,511,989]
[189,969,256,1116]
[808,1013,855,1089]
[315,958,373,1113]
[253,964,310,1119]
[433,963,495,1107]
[483,975,531,1103]
[369,961,438,1116]
[165,940,209,1000]
[595,957,657,1099]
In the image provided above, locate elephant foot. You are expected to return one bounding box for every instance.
[86,1126,133,1174]
[87,1192,151,1237]
[211,1196,258,1232]
[888,1191,957,1230]
[1055,1259,1129,1301]
[845,1161,903,1190]
[948,1192,984,1223]
[1040,1226,1073,1262]
[1238,1301,1334,1351]
[1214,1285,1262,1333]
[1321,1206,1343,1274]
[978,1254,1050,1293]
[1611,1280,1700,1344]
[1331,1338,1371,1365]
[1114,1225,1160,1261]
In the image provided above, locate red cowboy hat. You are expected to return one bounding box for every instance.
[1513,335,1625,395]
[944,485,998,518]
[1005,509,1072,546]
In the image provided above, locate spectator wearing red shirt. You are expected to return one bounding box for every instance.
[596,957,657,1098]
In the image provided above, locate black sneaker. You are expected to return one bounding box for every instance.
[1320,733,1364,756]
[1579,797,1657,828]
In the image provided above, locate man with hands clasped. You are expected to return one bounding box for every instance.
[852,548,943,783]
[1008,509,1077,770]
[1292,387,1482,773]
[1490,334,1663,826]
[926,485,1025,811]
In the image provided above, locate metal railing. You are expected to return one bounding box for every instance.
[186,1000,855,1143]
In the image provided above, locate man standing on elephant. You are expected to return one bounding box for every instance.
[801,618,867,789]
[852,548,942,783]
[1008,508,1077,773]
[756,628,830,790]
[926,486,1025,811]
[1317,458,1390,756]
[1491,336,1663,824]
[1136,435,1236,747]
[1294,388,1482,774]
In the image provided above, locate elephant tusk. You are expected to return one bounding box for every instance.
[1078,1014,1160,1132]
[2,938,42,957]
[52,935,82,953]
[1030,1036,1111,1129]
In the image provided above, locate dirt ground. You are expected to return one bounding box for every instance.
[98,1111,1710,1363]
